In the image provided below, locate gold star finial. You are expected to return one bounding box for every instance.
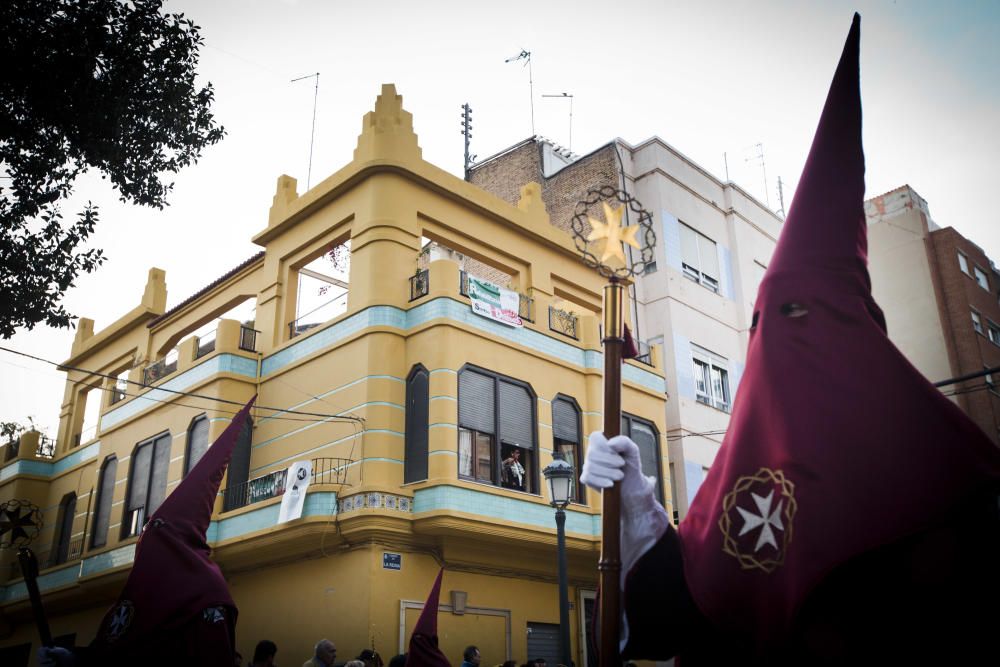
[586,201,641,264]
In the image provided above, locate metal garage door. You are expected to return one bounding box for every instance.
[527,622,560,666]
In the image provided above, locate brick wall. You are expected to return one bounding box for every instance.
[929,226,1000,444]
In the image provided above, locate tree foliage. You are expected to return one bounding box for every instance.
[0,0,224,338]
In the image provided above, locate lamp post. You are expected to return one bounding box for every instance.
[543,451,574,667]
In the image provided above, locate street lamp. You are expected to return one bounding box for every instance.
[543,452,574,667]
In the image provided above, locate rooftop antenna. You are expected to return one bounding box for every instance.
[461,103,477,180]
[542,93,574,152]
[505,49,535,136]
[744,142,771,209]
[291,72,320,190]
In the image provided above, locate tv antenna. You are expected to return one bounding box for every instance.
[542,93,574,152]
[291,72,320,190]
[505,49,535,136]
[461,103,477,179]
[745,142,771,209]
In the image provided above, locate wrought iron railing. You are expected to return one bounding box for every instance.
[409,269,429,301]
[239,325,258,352]
[548,306,578,339]
[222,457,352,512]
[459,271,534,322]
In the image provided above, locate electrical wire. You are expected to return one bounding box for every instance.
[0,345,364,424]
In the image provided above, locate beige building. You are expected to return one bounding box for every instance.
[470,137,783,519]
[0,86,669,666]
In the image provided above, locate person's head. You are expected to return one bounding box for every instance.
[510,448,521,460]
[315,639,337,666]
[387,654,407,667]
[358,649,383,667]
[502,661,517,667]
[345,661,365,667]
[532,659,546,667]
[463,646,481,665]
[253,640,277,666]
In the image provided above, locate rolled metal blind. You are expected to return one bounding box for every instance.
[459,370,495,433]
[499,380,534,449]
[552,397,580,443]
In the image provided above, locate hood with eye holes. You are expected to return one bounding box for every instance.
[672,14,1000,652]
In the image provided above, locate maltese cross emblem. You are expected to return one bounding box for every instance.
[105,600,134,642]
[718,468,797,573]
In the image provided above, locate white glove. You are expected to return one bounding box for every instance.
[37,647,75,667]
[582,431,673,653]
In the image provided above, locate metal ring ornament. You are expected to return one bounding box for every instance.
[0,499,43,549]
[570,186,656,279]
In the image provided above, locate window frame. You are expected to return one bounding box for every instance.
[121,432,171,539]
[185,414,210,476]
[679,222,720,293]
[457,365,538,494]
[988,320,1000,347]
[621,413,664,506]
[974,265,990,291]
[958,251,970,275]
[52,492,77,566]
[551,394,585,504]
[691,345,732,412]
[972,310,984,335]
[90,455,117,549]
[404,364,430,484]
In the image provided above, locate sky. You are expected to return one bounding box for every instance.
[3,0,999,437]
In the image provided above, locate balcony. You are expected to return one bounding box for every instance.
[459,271,533,322]
[548,306,578,339]
[288,292,349,339]
[409,269,429,301]
[222,457,352,512]
[3,537,83,583]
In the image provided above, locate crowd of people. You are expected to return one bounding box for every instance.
[234,641,561,667]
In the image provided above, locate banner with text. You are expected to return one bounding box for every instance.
[468,276,523,328]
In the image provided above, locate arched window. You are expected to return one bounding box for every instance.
[552,395,585,503]
[186,415,210,475]
[458,366,537,493]
[122,432,171,538]
[53,492,77,565]
[90,455,117,549]
[622,413,664,504]
[404,365,429,483]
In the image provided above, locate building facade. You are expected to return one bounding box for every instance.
[470,137,782,519]
[866,184,1000,445]
[0,86,669,665]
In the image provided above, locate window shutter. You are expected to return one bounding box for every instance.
[459,370,495,433]
[404,367,430,483]
[91,457,117,548]
[186,417,209,474]
[552,398,580,443]
[499,381,534,449]
[700,236,720,281]
[679,224,699,268]
[147,434,172,515]
[128,444,152,510]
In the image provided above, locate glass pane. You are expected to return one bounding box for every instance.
[958,252,969,274]
[475,432,493,482]
[186,417,210,475]
[630,421,661,501]
[458,428,473,477]
[711,366,730,408]
[128,444,152,510]
[146,435,172,516]
[556,439,579,500]
[693,359,710,397]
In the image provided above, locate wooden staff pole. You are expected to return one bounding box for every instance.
[599,277,624,667]
[17,547,53,647]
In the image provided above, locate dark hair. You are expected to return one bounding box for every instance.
[463,646,480,661]
[253,640,277,662]
[388,654,407,667]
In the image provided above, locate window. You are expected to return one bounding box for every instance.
[122,433,171,538]
[404,365,430,483]
[52,493,77,565]
[692,345,731,412]
[958,251,970,275]
[552,395,585,503]
[975,266,990,291]
[458,367,537,493]
[679,223,720,292]
[972,310,984,335]
[643,260,658,275]
[185,416,210,475]
[987,321,1000,346]
[90,456,117,549]
[621,414,663,504]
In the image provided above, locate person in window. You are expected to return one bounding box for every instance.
[502,447,525,491]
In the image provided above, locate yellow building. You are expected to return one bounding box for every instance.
[0,85,669,666]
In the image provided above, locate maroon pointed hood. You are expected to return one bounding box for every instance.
[407,568,451,667]
[91,397,256,656]
[676,14,1000,650]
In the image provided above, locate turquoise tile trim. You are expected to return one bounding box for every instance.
[0,442,100,481]
[2,562,81,602]
[413,486,599,536]
[207,491,338,542]
[430,395,457,402]
[429,450,457,457]
[102,354,258,429]
[260,300,666,394]
[430,368,457,375]
[81,543,136,578]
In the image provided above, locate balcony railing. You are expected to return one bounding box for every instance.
[4,537,84,583]
[222,457,352,512]
[288,292,349,339]
[195,330,217,359]
[459,271,534,322]
[143,353,177,385]
[409,269,429,301]
[239,325,258,352]
[548,306,578,339]
[634,340,654,367]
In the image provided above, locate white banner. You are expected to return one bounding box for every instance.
[277,460,312,523]
[468,276,523,328]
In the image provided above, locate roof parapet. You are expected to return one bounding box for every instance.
[353,83,422,163]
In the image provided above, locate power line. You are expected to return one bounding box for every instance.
[0,346,364,424]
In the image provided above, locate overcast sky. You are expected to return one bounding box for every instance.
[3,0,999,437]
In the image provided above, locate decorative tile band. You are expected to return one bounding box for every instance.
[0,442,100,482]
[338,492,412,513]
